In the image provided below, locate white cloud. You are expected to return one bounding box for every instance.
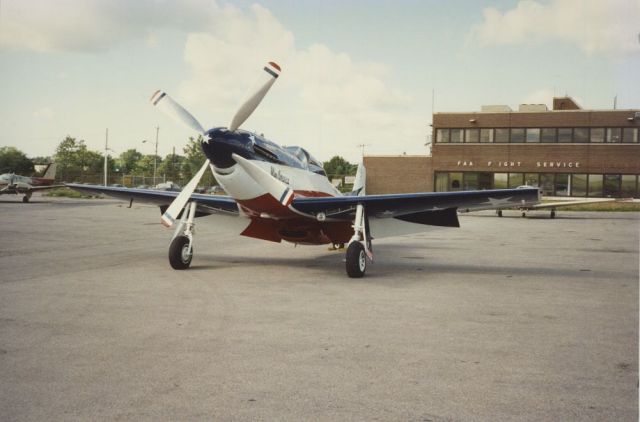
[1,1,424,161]
[177,4,419,161]
[0,0,215,52]
[33,107,55,120]
[469,0,640,56]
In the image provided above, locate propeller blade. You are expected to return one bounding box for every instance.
[228,62,281,132]
[150,90,206,134]
[231,153,294,207]
[160,159,211,227]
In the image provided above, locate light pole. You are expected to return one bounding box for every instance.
[143,125,160,187]
[103,128,114,186]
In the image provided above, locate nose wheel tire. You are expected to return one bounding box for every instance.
[169,235,193,270]
[346,242,366,278]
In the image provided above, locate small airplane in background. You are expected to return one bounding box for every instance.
[455,188,619,219]
[68,61,540,277]
[0,163,63,202]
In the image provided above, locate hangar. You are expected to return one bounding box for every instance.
[365,97,640,198]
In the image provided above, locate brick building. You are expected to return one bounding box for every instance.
[365,97,640,198]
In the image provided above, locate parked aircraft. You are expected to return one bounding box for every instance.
[488,195,618,218]
[68,62,539,277]
[0,163,63,202]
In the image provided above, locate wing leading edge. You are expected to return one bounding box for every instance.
[65,183,239,215]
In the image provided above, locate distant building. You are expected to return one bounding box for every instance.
[365,97,640,198]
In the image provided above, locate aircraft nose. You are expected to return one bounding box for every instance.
[202,129,253,169]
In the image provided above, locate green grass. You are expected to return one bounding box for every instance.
[44,187,100,199]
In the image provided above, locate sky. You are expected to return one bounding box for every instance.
[0,0,639,163]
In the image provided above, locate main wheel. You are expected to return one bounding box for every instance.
[23,196,29,203]
[346,242,366,278]
[169,235,193,270]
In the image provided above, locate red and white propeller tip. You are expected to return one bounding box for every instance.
[150,90,206,135]
[228,61,282,132]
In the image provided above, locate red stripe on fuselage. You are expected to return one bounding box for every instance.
[237,190,335,217]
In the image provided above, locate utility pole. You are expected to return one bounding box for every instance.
[356,143,370,158]
[153,125,159,187]
[103,128,109,186]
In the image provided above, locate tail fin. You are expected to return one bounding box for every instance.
[42,163,57,179]
[351,161,366,196]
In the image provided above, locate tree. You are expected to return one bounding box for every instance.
[118,149,143,174]
[53,136,105,182]
[31,156,52,165]
[182,136,216,186]
[134,155,159,176]
[158,152,184,183]
[0,147,34,174]
[323,155,357,177]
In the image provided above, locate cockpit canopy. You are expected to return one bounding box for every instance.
[284,146,326,175]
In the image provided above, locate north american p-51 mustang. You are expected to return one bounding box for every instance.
[68,62,540,277]
[0,163,63,202]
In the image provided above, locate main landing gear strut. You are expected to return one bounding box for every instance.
[346,204,373,278]
[168,201,198,269]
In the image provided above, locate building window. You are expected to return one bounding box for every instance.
[480,128,493,143]
[621,175,637,197]
[588,175,603,197]
[541,128,556,142]
[494,173,508,189]
[436,129,450,143]
[604,174,621,196]
[495,128,509,143]
[573,128,588,143]
[590,128,605,143]
[450,129,463,143]
[435,172,448,192]
[524,173,539,186]
[510,128,525,143]
[449,172,463,190]
[571,174,587,196]
[555,174,569,196]
[478,173,493,189]
[558,128,572,143]
[463,173,478,190]
[526,128,540,143]
[465,128,480,143]
[508,173,524,188]
[540,174,554,196]
[623,127,638,143]
[607,128,621,143]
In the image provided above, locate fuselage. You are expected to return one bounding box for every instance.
[200,128,351,245]
[0,173,55,188]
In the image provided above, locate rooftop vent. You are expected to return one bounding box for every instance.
[519,104,548,112]
[481,105,512,112]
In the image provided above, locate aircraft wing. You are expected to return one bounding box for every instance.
[292,187,540,227]
[65,183,239,216]
[526,198,617,210]
[28,184,66,192]
[0,184,65,194]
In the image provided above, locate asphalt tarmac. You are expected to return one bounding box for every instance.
[0,194,638,421]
